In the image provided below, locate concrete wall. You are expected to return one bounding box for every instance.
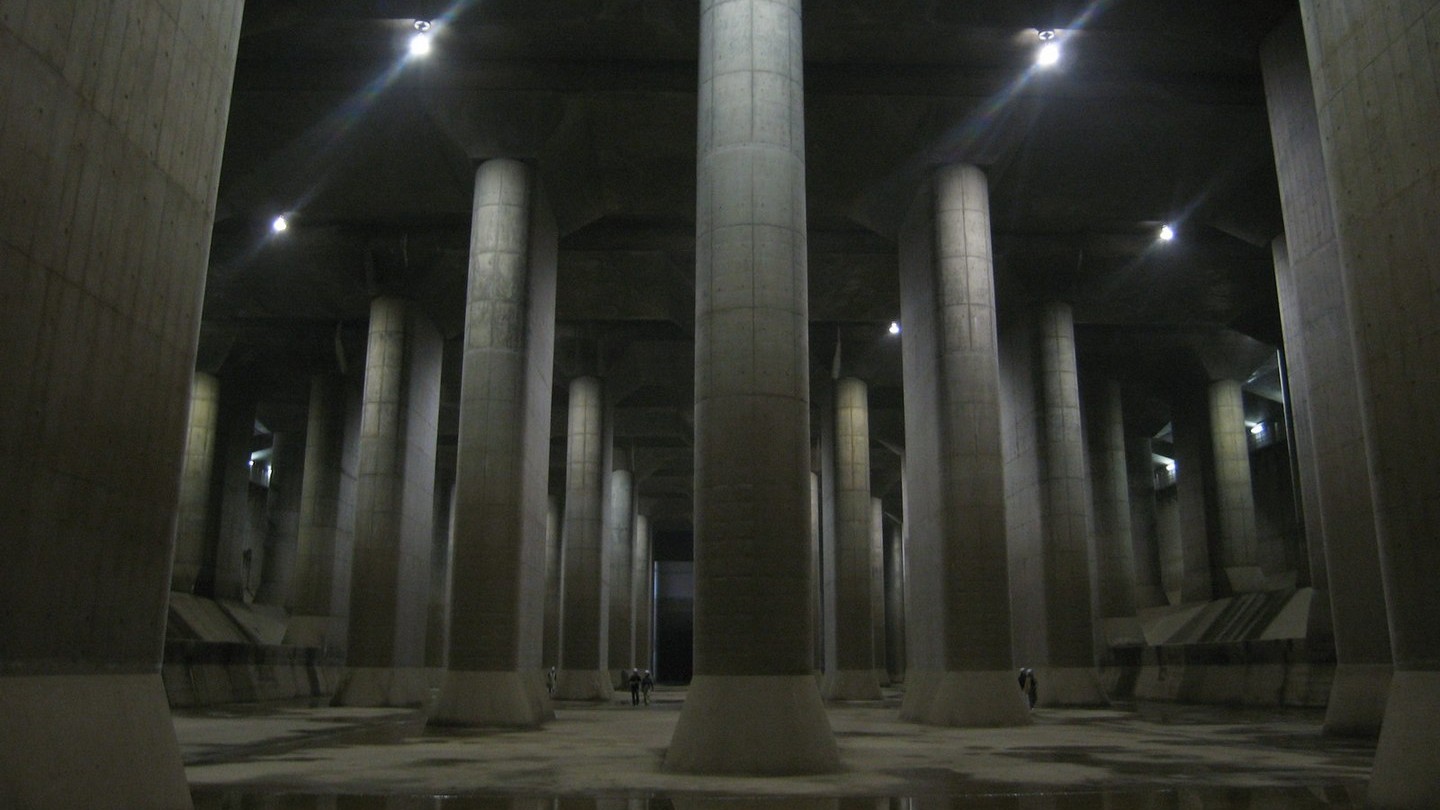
[0,2,244,806]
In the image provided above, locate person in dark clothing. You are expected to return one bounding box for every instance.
[640,670,654,705]
[628,670,642,705]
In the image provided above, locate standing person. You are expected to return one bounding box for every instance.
[628,669,642,706]
[641,670,654,705]
[546,666,557,697]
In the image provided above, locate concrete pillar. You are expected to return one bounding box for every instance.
[556,375,611,700]
[810,470,824,671]
[0,2,243,805]
[631,512,654,674]
[543,494,564,669]
[1035,302,1106,706]
[1126,437,1168,609]
[1261,15,1391,738]
[1207,378,1263,593]
[1297,4,1440,803]
[869,497,888,687]
[173,372,220,592]
[208,381,259,601]
[822,377,882,700]
[1170,387,1214,603]
[333,296,442,707]
[425,477,455,673]
[256,432,306,607]
[287,375,357,651]
[897,163,1029,727]
[884,517,907,683]
[607,468,636,681]
[666,0,839,774]
[431,158,558,727]
[1086,378,1141,646]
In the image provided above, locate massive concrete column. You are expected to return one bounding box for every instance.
[431,158,557,727]
[173,372,221,592]
[869,497,888,687]
[1297,4,1440,804]
[1036,302,1106,705]
[333,296,442,707]
[556,375,612,700]
[1207,379,1263,593]
[666,0,839,773]
[256,432,306,607]
[607,468,636,679]
[0,2,243,805]
[543,494,563,669]
[1170,387,1214,603]
[287,375,358,651]
[1087,378,1140,634]
[810,470,825,671]
[1261,15,1390,738]
[822,377,882,700]
[631,512,654,674]
[884,516,907,683]
[208,381,259,601]
[897,164,1029,727]
[1126,437,1168,609]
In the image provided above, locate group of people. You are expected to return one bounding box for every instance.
[542,666,654,706]
[627,669,655,705]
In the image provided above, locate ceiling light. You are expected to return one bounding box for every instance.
[413,20,432,32]
[1036,41,1061,67]
[409,31,432,57]
[888,321,901,335]
[1038,29,1057,41]
[1159,224,1175,241]
[271,215,288,233]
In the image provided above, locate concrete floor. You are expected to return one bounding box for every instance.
[181,687,1373,807]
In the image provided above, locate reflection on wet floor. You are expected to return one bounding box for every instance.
[191,786,1367,809]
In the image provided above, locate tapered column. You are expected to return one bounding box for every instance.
[556,376,612,700]
[666,0,839,774]
[1208,378,1263,594]
[810,470,824,671]
[543,494,564,669]
[897,163,1029,727]
[1035,302,1106,705]
[1298,4,1440,804]
[0,3,243,805]
[209,381,259,601]
[1261,15,1390,738]
[287,375,356,651]
[431,158,557,727]
[631,512,654,674]
[1086,378,1141,646]
[173,372,221,592]
[607,468,636,679]
[256,432,306,606]
[822,377,882,700]
[333,296,442,707]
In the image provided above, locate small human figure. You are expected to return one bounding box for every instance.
[546,666,557,697]
[1017,667,1038,709]
[640,670,654,705]
[628,669,642,705]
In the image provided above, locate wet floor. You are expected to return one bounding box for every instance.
[177,690,1372,808]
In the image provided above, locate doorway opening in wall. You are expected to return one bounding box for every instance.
[653,530,694,684]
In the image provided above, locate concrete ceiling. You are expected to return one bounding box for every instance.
[205,0,1296,532]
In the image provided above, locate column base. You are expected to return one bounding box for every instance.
[1368,671,1440,808]
[428,670,554,728]
[1324,663,1391,737]
[554,669,613,701]
[820,669,883,701]
[875,668,892,688]
[0,673,190,809]
[664,674,840,774]
[331,666,431,707]
[899,669,1032,727]
[1035,666,1110,707]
